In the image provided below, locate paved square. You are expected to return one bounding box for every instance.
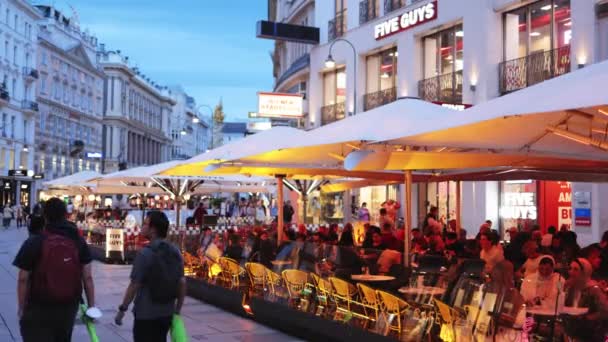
[0,227,301,342]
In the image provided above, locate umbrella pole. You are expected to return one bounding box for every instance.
[403,170,412,266]
[277,175,284,247]
[456,181,461,234]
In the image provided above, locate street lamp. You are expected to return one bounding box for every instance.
[324,38,358,115]
[324,55,336,69]
[180,129,187,136]
[192,117,200,124]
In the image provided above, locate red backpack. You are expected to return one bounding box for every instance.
[31,232,82,303]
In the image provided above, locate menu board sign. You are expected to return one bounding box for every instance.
[105,229,124,257]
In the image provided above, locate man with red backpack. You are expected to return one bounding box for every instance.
[13,197,96,342]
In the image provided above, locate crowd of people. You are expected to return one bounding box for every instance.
[193,202,608,340]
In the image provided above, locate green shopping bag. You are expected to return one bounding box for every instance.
[171,314,188,342]
[79,304,100,342]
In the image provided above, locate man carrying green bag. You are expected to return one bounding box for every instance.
[115,211,187,342]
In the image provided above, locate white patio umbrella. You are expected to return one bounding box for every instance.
[95,161,272,226]
[43,171,102,190]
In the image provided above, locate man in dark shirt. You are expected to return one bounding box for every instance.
[115,211,185,342]
[13,198,95,342]
[283,201,295,224]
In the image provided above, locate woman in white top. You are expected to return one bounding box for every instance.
[255,203,267,224]
[479,231,504,274]
[520,256,561,309]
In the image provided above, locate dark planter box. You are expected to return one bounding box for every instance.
[89,244,136,264]
[186,277,393,342]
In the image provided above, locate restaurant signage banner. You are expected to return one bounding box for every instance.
[539,181,571,231]
[374,1,438,40]
[500,192,537,220]
[257,92,303,118]
[105,228,124,258]
[573,191,591,226]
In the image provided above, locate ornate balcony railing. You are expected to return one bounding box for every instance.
[0,84,9,102]
[23,67,39,80]
[360,0,378,25]
[499,45,571,94]
[321,102,346,125]
[384,0,406,13]
[364,87,397,111]
[328,9,347,41]
[418,70,463,104]
[22,100,39,112]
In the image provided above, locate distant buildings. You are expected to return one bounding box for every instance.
[34,5,105,181]
[97,48,175,172]
[0,1,42,207]
[220,122,247,145]
[169,86,210,159]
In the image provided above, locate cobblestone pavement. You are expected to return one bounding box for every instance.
[0,226,301,341]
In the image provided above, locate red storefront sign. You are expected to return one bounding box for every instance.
[538,181,571,233]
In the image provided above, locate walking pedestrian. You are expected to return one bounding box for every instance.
[3,204,13,229]
[15,203,23,228]
[115,211,186,342]
[13,198,96,342]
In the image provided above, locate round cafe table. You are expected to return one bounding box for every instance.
[271,260,293,266]
[271,260,293,272]
[398,286,446,296]
[526,306,588,316]
[351,274,395,282]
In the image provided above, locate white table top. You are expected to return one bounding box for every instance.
[271,260,293,266]
[398,286,446,296]
[526,306,588,316]
[351,274,395,282]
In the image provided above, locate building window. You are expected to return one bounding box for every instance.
[420,24,464,104]
[12,46,16,65]
[40,75,47,94]
[500,0,571,93]
[322,68,346,125]
[328,0,347,41]
[10,115,14,139]
[40,111,45,130]
[5,9,8,25]
[53,80,60,99]
[13,14,17,30]
[41,52,47,65]
[2,113,6,137]
[365,47,397,111]
[11,78,15,97]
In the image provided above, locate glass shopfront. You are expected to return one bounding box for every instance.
[425,181,458,228]
[503,0,571,60]
[499,180,538,234]
[422,24,463,79]
[364,47,397,110]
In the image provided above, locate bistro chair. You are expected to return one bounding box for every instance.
[376,290,410,337]
[245,262,268,296]
[265,268,285,301]
[357,283,380,328]
[328,277,361,322]
[310,273,335,317]
[434,298,465,342]
[282,269,312,311]
[218,257,245,290]
[182,252,202,277]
